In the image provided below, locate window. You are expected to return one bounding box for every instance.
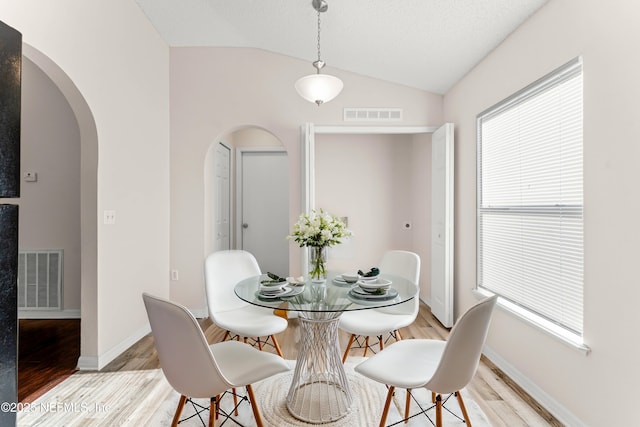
[477,58,583,338]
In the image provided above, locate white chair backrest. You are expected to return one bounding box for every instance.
[425,295,498,394]
[142,293,231,398]
[378,250,421,316]
[204,250,261,316]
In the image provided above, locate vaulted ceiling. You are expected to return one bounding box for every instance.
[134,0,548,94]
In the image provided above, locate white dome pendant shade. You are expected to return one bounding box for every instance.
[295,63,344,106]
[295,0,343,106]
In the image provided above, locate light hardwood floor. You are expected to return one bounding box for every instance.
[103,301,562,426]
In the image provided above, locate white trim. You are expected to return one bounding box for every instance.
[302,123,441,277]
[76,355,99,371]
[473,289,590,354]
[482,345,587,427]
[190,307,208,319]
[313,125,437,135]
[19,309,81,319]
[76,307,208,371]
[77,324,151,371]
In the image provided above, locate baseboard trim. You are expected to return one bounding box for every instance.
[76,306,207,371]
[76,324,151,371]
[19,309,81,319]
[190,307,208,319]
[76,356,99,371]
[483,345,585,427]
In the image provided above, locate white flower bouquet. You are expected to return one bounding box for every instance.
[288,209,352,279]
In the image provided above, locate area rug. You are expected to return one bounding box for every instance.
[17,360,491,427]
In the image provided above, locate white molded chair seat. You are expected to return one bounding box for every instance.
[213,305,287,338]
[142,293,291,427]
[355,295,498,427]
[339,250,421,361]
[339,308,418,338]
[205,250,288,357]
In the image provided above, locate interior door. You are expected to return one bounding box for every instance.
[431,123,454,327]
[214,143,231,251]
[239,149,289,275]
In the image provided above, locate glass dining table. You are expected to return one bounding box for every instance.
[234,271,417,424]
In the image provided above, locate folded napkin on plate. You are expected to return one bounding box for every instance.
[357,267,380,278]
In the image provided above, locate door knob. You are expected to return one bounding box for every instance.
[242,223,249,229]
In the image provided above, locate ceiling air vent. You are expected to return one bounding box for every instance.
[343,108,403,122]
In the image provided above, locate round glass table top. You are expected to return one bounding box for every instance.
[234,271,416,313]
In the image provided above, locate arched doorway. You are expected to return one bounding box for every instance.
[204,126,289,275]
[21,44,99,373]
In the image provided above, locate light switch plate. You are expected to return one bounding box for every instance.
[103,210,116,225]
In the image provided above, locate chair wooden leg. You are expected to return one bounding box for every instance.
[363,336,370,357]
[246,384,264,427]
[435,394,443,427]
[379,335,384,351]
[271,335,284,358]
[396,328,403,340]
[171,395,187,427]
[342,334,356,363]
[455,391,473,426]
[232,387,239,416]
[215,394,220,419]
[404,389,411,423]
[208,397,215,427]
[257,337,263,351]
[432,391,436,403]
[222,330,230,341]
[379,386,395,427]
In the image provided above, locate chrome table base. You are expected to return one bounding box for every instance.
[286,313,353,423]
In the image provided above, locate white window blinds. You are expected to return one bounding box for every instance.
[477,58,584,336]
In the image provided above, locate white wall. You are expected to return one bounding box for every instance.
[18,57,81,314]
[443,0,640,425]
[315,134,416,269]
[170,46,442,311]
[0,0,171,368]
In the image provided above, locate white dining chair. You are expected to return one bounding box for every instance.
[204,250,288,357]
[354,295,498,427]
[142,293,290,427]
[339,250,421,362]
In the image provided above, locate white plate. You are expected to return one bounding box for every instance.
[259,281,287,291]
[333,276,358,286]
[257,285,292,298]
[357,278,392,291]
[358,274,379,281]
[340,273,360,283]
[257,285,304,299]
[280,286,305,298]
[348,287,398,300]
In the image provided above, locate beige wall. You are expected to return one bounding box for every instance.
[314,134,428,287]
[169,46,443,311]
[443,0,640,425]
[1,0,171,368]
[18,57,81,313]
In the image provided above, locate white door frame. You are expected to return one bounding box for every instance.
[215,142,231,251]
[235,146,288,250]
[300,123,454,324]
[300,124,439,274]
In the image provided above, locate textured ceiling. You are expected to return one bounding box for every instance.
[134,0,548,94]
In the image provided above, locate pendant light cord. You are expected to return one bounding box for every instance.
[316,9,322,68]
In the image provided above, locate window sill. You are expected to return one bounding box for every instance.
[472,289,591,355]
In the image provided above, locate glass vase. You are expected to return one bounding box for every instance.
[308,246,328,282]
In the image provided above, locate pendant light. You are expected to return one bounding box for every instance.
[295,0,343,106]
